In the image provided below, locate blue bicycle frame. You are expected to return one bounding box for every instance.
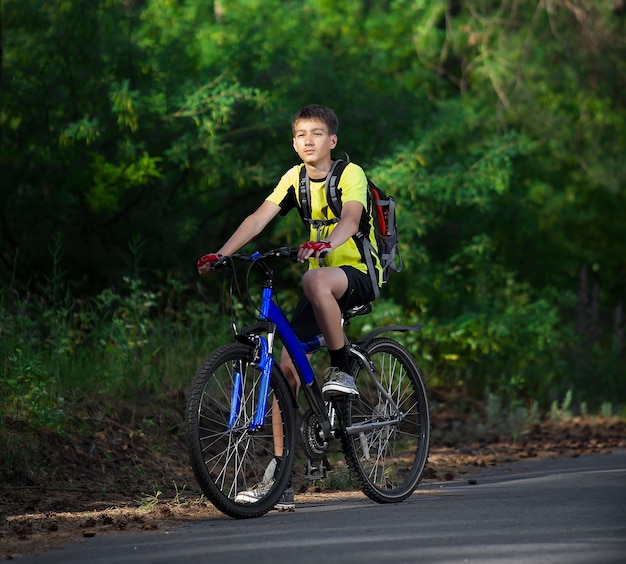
[226,250,421,436]
[230,273,323,433]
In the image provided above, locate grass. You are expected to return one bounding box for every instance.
[1,243,624,445]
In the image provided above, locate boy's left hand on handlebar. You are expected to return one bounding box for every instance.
[197,253,222,275]
[298,240,332,262]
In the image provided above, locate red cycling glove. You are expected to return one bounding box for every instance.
[197,253,222,271]
[300,241,332,253]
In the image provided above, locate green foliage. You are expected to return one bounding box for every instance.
[0,243,231,424]
[1,0,624,421]
[2,349,65,431]
[550,390,574,421]
[93,276,161,393]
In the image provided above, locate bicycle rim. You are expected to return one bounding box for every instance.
[186,343,295,518]
[340,337,430,503]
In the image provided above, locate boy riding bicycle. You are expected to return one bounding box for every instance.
[197,104,382,510]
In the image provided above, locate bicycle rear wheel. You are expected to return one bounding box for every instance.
[186,343,296,518]
[340,337,430,503]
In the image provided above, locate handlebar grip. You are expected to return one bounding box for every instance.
[211,256,231,270]
[285,248,328,261]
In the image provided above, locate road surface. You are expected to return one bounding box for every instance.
[14,450,626,563]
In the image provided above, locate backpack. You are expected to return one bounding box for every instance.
[298,157,402,299]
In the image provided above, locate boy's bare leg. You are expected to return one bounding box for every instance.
[273,266,348,452]
[271,396,284,456]
[272,347,302,457]
[301,267,348,350]
[301,267,359,398]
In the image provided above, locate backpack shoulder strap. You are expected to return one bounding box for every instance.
[326,160,350,218]
[298,165,311,222]
[325,157,350,218]
[298,157,348,222]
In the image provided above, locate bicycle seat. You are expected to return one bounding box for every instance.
[343,303,372,320]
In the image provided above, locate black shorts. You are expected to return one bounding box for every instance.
[290,266,376,341]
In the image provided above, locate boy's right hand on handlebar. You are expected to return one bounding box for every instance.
[197,253,222,276]
[298,240,332,262]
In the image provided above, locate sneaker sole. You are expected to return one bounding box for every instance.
[235,493,267,503]
[322,387,359,399]
[274,505,295,512]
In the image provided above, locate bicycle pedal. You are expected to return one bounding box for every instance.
[305,460,327,481]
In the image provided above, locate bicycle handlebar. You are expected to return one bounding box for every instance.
[211,246,328,271]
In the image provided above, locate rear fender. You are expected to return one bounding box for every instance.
[356,324,422,349]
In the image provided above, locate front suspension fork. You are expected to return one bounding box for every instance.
[228,329,276,432]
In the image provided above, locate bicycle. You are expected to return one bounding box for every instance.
[186,246,430,519]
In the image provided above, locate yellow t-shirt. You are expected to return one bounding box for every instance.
[266,161,382,287]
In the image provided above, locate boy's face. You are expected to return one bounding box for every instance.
[292,119,337,166]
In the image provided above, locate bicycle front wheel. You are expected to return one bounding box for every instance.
[186,343,296,518]
[340,337,430,503]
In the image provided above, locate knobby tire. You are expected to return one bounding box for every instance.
[186,343,296,518]
[340,338,430,503]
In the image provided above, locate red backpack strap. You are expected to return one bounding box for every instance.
[368,184,388,237]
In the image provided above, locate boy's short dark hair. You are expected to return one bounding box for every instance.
[292,104,339,136]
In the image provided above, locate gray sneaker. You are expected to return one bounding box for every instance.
[235,458,278,504]
[274,486,295,512]
[322,367,359,399]
[235,479,274,504]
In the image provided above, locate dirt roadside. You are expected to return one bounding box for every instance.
[1,399,625,560]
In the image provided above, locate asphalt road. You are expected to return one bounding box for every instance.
[15,450,626,563]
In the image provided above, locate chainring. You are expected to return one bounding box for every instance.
[300,408,329,460]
